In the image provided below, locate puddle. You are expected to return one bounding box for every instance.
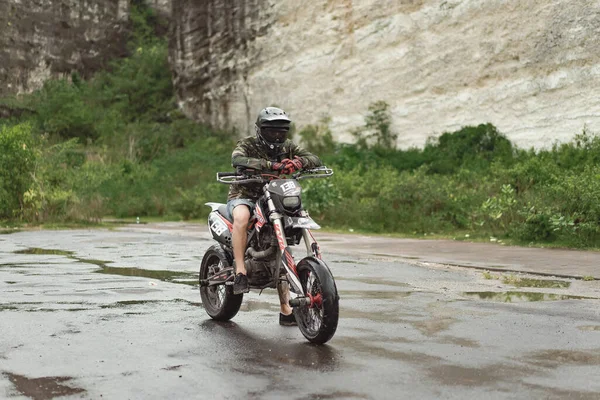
[438,336,480,348]
[14,248,74,256]
[339,290,412,300]
[100,300,160,308]
[331,260,367,265]
[162,364,185,371]
[525,349,600,368]
[101,298,202,309]
[95,266,197,285]
[337,277,410,287]
[463,291,597,302]
[340,308,411,324]
[4,372,86,399]
[13,247,197,286]
[506,278,571,289]
[372,253,420,260]
[578,325,600,332]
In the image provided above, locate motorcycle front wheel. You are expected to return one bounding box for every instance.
[294,257,339,344]
[199,245,243,321]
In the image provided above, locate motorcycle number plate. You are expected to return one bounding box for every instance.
[210,219,228,236]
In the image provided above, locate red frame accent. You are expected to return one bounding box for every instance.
[274,223,285,250]
[283,249,297,274]
[255,205,266,230]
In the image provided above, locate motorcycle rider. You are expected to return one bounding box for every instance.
[227,106,322,325]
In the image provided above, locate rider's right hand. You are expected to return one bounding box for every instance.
[271,161,287,173]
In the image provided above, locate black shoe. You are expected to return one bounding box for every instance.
[279,312,297,326]
[233,273,249,295]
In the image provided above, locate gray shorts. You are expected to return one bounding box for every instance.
[226,198,255,220]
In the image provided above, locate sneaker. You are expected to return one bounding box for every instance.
[233,273,249,295]
[279,312,297,326]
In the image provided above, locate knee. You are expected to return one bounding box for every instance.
[232,207,250,230]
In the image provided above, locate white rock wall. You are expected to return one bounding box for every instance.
[172,0,600,148]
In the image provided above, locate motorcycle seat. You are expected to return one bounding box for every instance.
[217,204,232,222]
[210,202,255,225]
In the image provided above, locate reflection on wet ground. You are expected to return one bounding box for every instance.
[11,247,198,286]
[330,260,367,265]
[336,276,410,287]
[339,290,412,300]
[340,308,411,324]
[525,349,600,368]
[14,248,74,256]
[578,325,600,331]
[96,266,197,286]
[463,291,598,302]
[4,372,86,399]
[199,320,341,372]
[1,298,202,313]
[100,298,202,309]
[373,253,420,260]
[506,277,571,289]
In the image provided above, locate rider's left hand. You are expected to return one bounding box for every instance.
[290,156,303,172]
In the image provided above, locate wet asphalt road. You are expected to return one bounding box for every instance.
[1,223,600,400]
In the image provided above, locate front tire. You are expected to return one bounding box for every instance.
[294,257,339,344]
[199,245,243,321]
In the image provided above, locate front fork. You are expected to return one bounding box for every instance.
[264,191,320,296]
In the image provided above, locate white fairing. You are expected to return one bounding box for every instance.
[205,202,224,212]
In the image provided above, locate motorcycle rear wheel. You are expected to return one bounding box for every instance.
[199,245,243,321]
[294,257,339,344]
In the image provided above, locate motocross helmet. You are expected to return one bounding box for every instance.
[255,107,291,155]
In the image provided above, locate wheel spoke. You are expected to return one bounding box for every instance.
[298,269,325,335]
[205,259,226,308]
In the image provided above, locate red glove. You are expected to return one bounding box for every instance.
[290,156,303,172]
[271,161,286,172]
[280,157,303,174]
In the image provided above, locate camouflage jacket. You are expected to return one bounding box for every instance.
[227,136,322,201]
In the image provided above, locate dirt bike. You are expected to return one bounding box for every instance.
[199,167,339,344]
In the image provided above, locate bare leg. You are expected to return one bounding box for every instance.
[232,205,250,275]
[277,280,293,315]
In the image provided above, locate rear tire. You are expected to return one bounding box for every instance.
[294,257,339,344]
[199,245,243,321]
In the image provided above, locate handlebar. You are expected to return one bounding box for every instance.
[216,167,334,185]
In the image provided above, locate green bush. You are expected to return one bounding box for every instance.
[423,123,514,174]
[28,79,98,140]
[0,123,36,218]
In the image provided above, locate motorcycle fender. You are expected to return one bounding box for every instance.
[284,216,321,230]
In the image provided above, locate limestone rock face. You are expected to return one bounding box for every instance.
[170,0,600,148]
[146,0,171,17]
[0,0,132,97]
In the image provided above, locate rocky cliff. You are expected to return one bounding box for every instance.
[0,0,172,99]
[0,0,131,97]
[170,0,600,148]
